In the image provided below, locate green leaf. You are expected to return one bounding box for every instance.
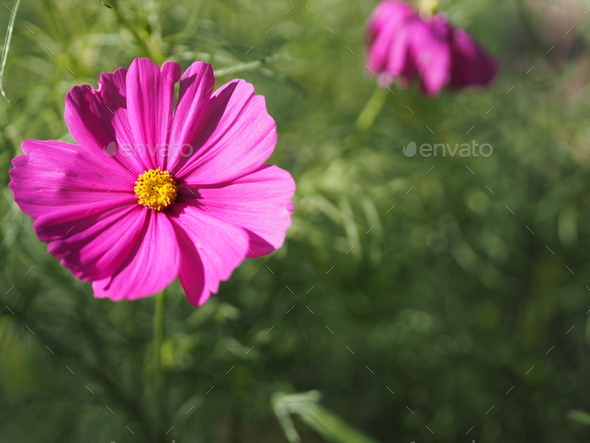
[568,410,590,426]
[273,391,380,443]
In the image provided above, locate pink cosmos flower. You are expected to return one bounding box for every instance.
[366,0,498,96]
[9,58,295,306]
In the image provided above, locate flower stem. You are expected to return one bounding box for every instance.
[352,85,390,137]
[152,290,166,437]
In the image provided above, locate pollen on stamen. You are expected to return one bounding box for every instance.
[134,168,177,211]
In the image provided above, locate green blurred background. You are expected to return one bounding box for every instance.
[2,0,590,441]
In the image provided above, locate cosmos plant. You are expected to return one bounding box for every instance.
[10,58,295,306]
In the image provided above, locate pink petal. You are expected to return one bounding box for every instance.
[10,139,135,220]
[178,165,295,258]
[172,227,206,306]
[366,0,416,77]
[65,67,148,174]
[126,58,181,170]
[406,15,452,96]
[173,79,276,185]
[169,204,250,306]
[166,61,215,167]
[370,19,406,81]
[92,211,181,301]
[383,15,417,87]
[34,199,144,281]
[368,0,414,40]
[449,27,498,90]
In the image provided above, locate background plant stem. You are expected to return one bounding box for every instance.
[0,0,22,103]
[108,0,165,64]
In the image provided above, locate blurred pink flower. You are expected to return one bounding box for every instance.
[366,0,498,96]
[10,58,295,306]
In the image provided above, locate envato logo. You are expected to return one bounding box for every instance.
[403,140,493,158]
[103,142,195,158]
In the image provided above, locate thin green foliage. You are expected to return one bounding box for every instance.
[0,0,21,103]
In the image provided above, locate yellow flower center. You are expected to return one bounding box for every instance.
[134,168,177,211]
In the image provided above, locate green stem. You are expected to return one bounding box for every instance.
[152,290,166,437]
[352,85,390,137]
[0,0,22,103]
[108,0,165,64]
